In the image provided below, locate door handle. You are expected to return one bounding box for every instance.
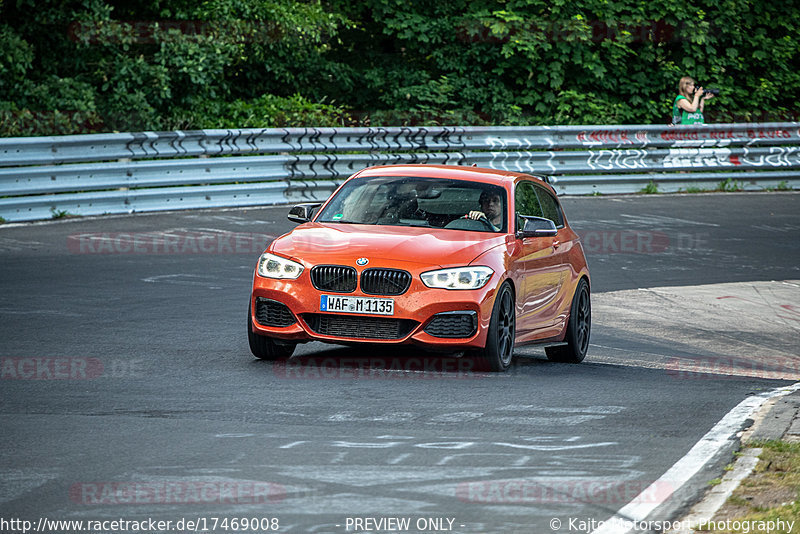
[553,240,561,249]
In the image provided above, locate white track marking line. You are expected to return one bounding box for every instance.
[664,447,761,534]
[591,382,800,534]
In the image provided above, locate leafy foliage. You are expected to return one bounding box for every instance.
[1,0,798,135]
[168,93,353,129]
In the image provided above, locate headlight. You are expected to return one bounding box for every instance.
[257,253,304,279]
[420,266,493,290]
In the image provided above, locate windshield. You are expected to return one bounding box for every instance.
[316,176,507,233]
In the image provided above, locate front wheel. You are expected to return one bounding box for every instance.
[480,282,516,372]
[546,278,591,363]
[247,304,296,360]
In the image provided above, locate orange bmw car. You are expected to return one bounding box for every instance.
[248,164,590,371]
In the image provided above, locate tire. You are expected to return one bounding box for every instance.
[546,278,591,363]
[247,304,296,360]
[480,282,516,372]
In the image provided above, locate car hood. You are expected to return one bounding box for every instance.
[269,223,506,269]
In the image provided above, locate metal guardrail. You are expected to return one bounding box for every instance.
[4,124,800,166]
[1,123,798,222]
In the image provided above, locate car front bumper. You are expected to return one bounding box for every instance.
[250,275,498,350]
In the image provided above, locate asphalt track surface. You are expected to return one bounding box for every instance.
[1,192,799,533]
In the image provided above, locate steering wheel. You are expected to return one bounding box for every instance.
[444,215,497,232]
[474,214,497,231]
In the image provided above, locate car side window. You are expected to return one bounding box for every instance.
[535,187,565,228]
[514,181,543,231]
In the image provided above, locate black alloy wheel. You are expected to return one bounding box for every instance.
[483,282,516,372]
[545,278,591,363]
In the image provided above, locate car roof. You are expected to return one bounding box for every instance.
[354,164,551,190]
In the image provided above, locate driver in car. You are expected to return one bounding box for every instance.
[466,190,504,230]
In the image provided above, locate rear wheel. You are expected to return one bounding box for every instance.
[247,304,296,360]
[546,278,591,363]
[481,282,516,372]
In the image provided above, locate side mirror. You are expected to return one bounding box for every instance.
[517,215,557,238]
[288,203,322,224]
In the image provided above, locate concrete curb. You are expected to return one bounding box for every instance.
[747,390,800,443]
[664,389,800,533]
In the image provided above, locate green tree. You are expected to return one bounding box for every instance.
[1,0,798,134]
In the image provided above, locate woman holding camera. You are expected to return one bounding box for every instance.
[672,76,714,124]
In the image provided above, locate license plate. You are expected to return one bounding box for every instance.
[320,295,394,316]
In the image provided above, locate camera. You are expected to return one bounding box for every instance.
[697,85,720,97]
